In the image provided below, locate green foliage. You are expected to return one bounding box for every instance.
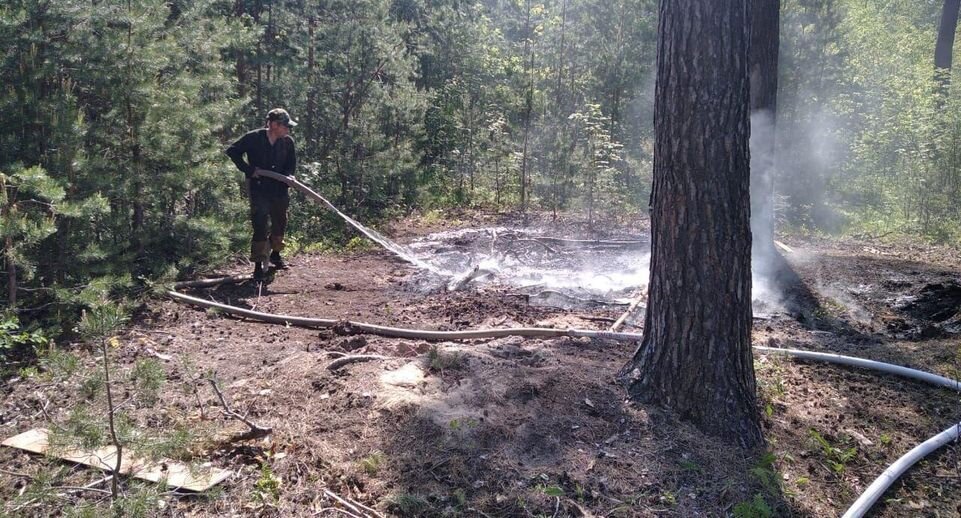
[13,465,62,508]
[130,359,166,405]
[537,484,565,497]
[448,417,479,432]
[253,463,282,504]
[79,371,105,400]
[77,300,129,340]
[678,458,701,473]
[57,405,105,450]
[749,451,781,497]
[809,429,858,475]
[388,493,431,516]
[40,346,80,381]
[778,0,961,240]
[0,166,65,303]
[109,482,164,518]
[733,494,775,518]
[151,424,196,463]
[345,236,376,253]
[59,483,169,518]
[568,104,627,228]
[0,0,246,323]
[0,315,49,360]
[428,345,465,372]
[359,451,387,476]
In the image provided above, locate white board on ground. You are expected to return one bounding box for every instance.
[2,428,230,491]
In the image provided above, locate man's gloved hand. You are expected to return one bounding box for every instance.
[251,167,269,178]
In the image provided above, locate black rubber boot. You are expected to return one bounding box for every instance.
[253,262,266,280]
[270,250,288,270]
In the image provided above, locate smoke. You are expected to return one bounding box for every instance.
[750,110,777,245]
[776,106,847,231]
[407,228,650,305]
[750,110,785,313]
[750,103,849,314]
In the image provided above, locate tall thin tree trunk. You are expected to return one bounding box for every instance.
[234,0,247,99]
[935,0,961,96]
[495,157,501,207]
[2,175,16,307]
[520,0,534,213]
[306,15,317,157]
[265,3,273,83]
[254,0,264,115]
[102,338,122,499]
[555,0,568,107]
[5,247,14,308]
[125,0,145,261]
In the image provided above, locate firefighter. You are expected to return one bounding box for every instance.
[226,108,298,280]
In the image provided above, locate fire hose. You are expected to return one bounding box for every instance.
[166,290,644,342]
[754,346,960,518]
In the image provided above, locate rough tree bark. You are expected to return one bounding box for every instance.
[619,0,762,448]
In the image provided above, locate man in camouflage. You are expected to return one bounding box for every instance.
[226,108,298,280]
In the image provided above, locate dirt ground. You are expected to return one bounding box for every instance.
[2,212,961,517]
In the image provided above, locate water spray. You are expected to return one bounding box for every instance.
[256,170,448,276]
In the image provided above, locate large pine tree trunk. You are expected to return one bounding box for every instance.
[750,0,780,266]
[620,0,762,448]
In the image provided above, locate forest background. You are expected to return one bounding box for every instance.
[2,0,960,336]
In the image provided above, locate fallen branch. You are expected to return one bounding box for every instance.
[10,499,39,514]
[207,379,272,442]
[576,315,616,324]
[54,484,112,495]
[774,240,794,254]
[323,488,385,518]
[610,288,647,332]
[527,290,631,308]
[326,354,393,371]
[508,238,560,254]
[0,467,33,479]
[314,508,364,518]
[447,266,495,291]
[531,236,646,249]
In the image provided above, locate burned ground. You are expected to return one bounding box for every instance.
[1,216,960,517]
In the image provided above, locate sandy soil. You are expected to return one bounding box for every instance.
[1,214,960,517]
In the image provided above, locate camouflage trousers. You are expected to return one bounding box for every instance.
[249,189,289,262]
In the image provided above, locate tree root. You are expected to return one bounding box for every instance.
[326,354,393,371]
